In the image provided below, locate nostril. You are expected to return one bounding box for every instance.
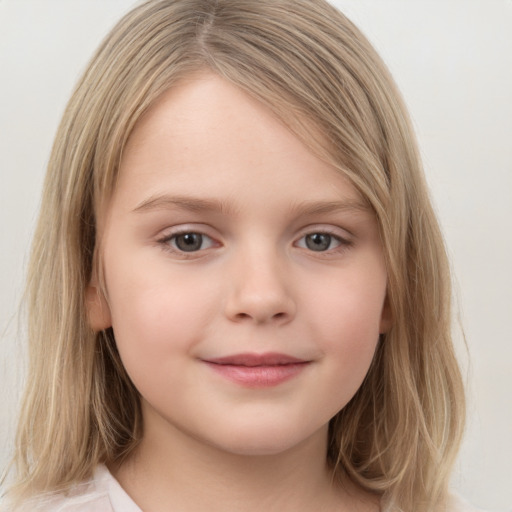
[232,310,288,323]
[225,291,295,324]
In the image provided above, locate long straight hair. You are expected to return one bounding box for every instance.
[7,1,465,510]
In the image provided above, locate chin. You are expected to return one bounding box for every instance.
[205,422,327,458]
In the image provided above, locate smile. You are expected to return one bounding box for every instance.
[202,352,311,388]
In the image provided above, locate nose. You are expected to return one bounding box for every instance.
[224,250,296,325]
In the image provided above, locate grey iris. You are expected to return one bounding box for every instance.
[305,233,331,251]
[175,233,203,252]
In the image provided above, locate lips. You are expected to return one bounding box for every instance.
[205,352,306,366]
[202,352,310,388]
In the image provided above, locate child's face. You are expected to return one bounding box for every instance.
[89,73,390,456]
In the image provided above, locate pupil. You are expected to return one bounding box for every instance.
[176,233,202,252]
[306,233,331,251]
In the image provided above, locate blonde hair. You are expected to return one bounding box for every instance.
[6,1,465,510]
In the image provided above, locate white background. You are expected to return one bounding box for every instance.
[0,1,511,509]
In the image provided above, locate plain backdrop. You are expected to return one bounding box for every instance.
[0,1,511,509]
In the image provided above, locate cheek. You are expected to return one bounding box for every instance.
[104,257,218,371]
[307,270,386,342]
[303,269,385,394]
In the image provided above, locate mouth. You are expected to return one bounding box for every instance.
[202,352,311,388]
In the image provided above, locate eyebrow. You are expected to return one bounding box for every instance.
[132,194,371,216]
[132,195,234,215]
[289,199,371,216]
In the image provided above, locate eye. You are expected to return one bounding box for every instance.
[296,232,344,252]
[165,232,216,252]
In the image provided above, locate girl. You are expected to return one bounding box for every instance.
[2,0,476,510]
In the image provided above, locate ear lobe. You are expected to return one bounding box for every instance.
[85,282,112,332]
[379,296,393,334]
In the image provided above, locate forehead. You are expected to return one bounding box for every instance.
[111,72,367,215]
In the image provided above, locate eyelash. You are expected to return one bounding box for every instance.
[157,227,353,257]
[295,229,352,254]
[157,229,217,258]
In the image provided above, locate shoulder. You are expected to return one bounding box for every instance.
[16,493,113,512]
[5,465,127,512]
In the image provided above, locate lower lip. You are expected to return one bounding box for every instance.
[204,362,309,388]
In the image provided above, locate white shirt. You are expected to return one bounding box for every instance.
[17,465,141,512]
[16,464,487,512]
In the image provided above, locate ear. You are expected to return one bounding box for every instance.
[379,295,393,334]
[85,278,112,332]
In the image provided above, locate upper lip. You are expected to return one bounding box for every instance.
[203,352,308,367]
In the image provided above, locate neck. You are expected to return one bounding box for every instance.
[111,406,377,512]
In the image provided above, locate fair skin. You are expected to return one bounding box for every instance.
[88,73,389,512]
